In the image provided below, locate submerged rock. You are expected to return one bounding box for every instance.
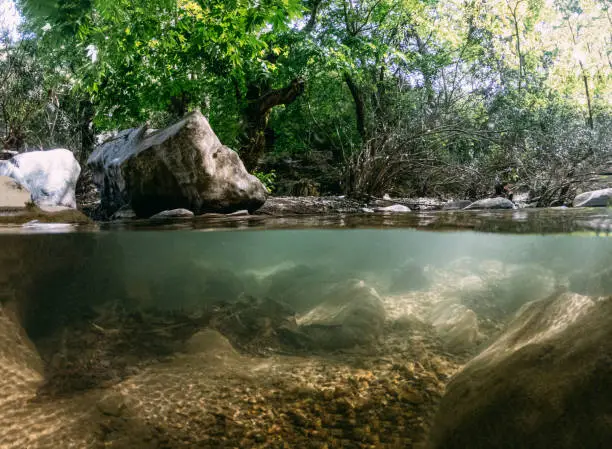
[429,291,612,449]
[428,302,481,351]
[0,149,80,209]
[87,110,267,218]
[573,188,612,207]
[297,280,386,349]
[184,329,239,359]
[262,264,351,313]
[463,197,515,210]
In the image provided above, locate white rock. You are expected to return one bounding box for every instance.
[374,204,411,213]
[0,149,80,209]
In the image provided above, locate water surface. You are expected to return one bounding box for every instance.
[0,209,610,448]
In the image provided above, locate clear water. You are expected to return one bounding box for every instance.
[0,210,610,448]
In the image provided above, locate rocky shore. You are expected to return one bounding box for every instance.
[1,112,609,227]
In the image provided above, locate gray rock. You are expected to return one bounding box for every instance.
[297,280,386,349]
[150,208,194,219]
[87,110,267,218]
[429,291,612,449]
[0,149,80,209]
[573,188,612,207]
[361,207,375,213]
[0,176,31,210]
[374,204,411,213]
[463,197,515,210]
[442,200,472,210]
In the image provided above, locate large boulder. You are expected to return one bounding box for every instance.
[0,149,80,209]
[463,197,515,210]
[429,291,612,449]
[87,111,267,218]
[573,188,612,207]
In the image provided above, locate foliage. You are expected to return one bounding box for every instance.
[0,28,86,156]
[6,0,612,203]
[253,170,277,193]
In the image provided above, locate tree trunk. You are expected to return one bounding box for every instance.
[581,65,594,129]
[344,73,366,141]
[240,78,305,171]
[79,99,95,161]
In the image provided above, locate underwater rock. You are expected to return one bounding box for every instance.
[463,197,516,210]
[297,280,386,349]
[149,208,194,219]
[262,264,352,313]
[0,149,80,209]
[184,328,239,359]
[209,297,298,353]
[573,188,612,207]
[429,292,612,449]
[427,302,481,351]
[87,110,267,218]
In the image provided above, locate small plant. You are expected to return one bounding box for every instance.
[253,170,277,193]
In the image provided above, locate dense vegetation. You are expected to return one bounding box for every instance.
[1,0,611,203]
